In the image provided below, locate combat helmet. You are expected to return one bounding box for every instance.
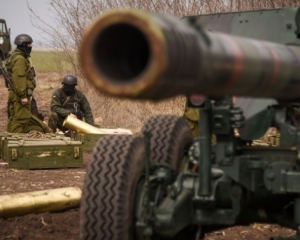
[14,34,33,45]
[62,74,77,85]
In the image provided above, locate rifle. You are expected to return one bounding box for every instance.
[0,58,24,105]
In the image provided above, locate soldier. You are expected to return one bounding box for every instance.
[48,74,94,133]
[6,34,50,133]
[184,107,199,138]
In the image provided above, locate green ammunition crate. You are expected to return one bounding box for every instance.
[71,132,107,152]
[1,137,20,161]
[0,132,65,158]
[1,134,69,161]
[6,139,83,169]
[0,133,24,158]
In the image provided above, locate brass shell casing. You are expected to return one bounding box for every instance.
[0,187,82,218]
[63,115,107,134]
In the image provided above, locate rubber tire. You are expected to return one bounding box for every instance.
[80,115,194,240]
[80,135,145,240]
[141,115,194,170]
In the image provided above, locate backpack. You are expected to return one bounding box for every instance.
[5,51,23,76]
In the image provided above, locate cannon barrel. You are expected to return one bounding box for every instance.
[80,9,300,101]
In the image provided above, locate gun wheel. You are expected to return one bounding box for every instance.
[80,115,194,240]
[141,115,198,238]
[80,135,145,240]
[141,115,194,171]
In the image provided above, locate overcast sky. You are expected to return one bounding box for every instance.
[0,0,52,46]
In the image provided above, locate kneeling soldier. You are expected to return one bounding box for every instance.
[48,74,94,133]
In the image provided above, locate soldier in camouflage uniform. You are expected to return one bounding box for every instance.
[48,74,94,133]
[6,34,50,133]
[184,107,199,138]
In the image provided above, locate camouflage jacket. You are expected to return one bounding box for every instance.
[51,88,94,125]
[184,107,199,122]
[6,48,36,102]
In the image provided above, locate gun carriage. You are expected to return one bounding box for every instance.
[79,7,300,240]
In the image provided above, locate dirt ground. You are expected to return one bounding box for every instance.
[0,73,297,240]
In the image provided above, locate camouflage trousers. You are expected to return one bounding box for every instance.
[48,112,68,133]
[7,100,49,133]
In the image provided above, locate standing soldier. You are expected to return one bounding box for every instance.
[5,34,50,133]
[48,74,94,133]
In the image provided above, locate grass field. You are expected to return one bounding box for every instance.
[31,50,76,72]
[4,50,276,136]
[30,49,186,133]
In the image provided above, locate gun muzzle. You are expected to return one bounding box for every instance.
[80,9,300,101]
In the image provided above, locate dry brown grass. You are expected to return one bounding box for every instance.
[82,88,186,133]
[34,72,186,133]
[36,72,279,140]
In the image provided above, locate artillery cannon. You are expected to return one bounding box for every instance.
[79,7,300,240]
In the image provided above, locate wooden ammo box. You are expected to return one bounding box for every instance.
[5,138,83,169]
[0,132,65,158]
[70,128,133,152]
[71,132,107,152]
[0,133,25,158]
[0,133,65,161]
